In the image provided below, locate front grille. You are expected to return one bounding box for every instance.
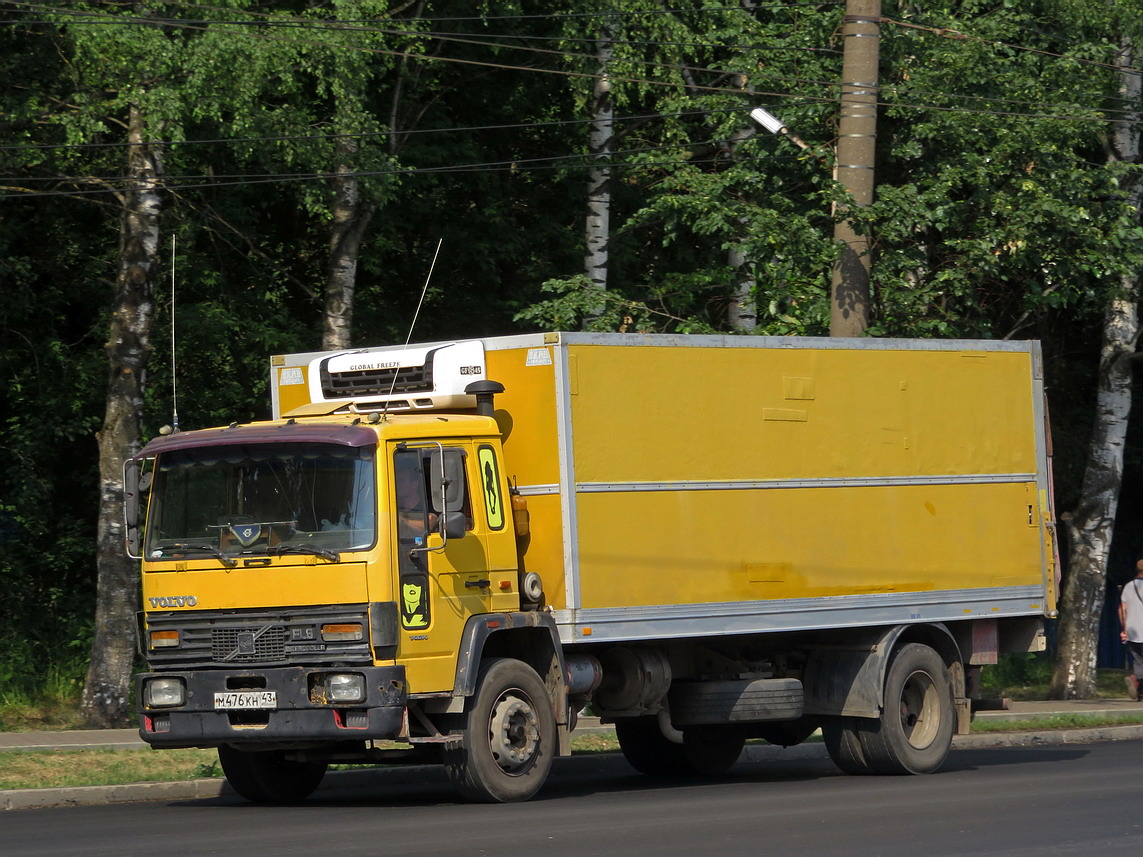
[321,363,433,398]
[143,604,373,668]
[212,625,288,663]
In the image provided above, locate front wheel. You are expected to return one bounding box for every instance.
[443,658,557,803]
[858,642,955,774]
[217,745,328,803]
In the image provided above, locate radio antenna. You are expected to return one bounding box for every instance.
[169,234,180,432]
[379,238,443,414]
[404,238,442,349]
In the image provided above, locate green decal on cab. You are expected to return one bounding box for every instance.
[400,577,429,629]
[478,445,504,530]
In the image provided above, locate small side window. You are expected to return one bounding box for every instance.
[394,447,474,545]
[394,451,431,545]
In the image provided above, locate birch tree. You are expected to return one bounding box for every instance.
[42,2,179,725]
[84,104,164,724]
[1049,28,1143,699]
[582,16,616,320]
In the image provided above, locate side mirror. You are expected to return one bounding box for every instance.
[442,513,466,540]
[124,458,142,559]
[429,448,466,514]
[428,447,468,545]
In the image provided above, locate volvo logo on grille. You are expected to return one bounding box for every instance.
[237,632,256,655]
[219,622,279,662]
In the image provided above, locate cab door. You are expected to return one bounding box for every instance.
[390,442,496,693]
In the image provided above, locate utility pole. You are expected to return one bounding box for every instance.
[830,0,881,337]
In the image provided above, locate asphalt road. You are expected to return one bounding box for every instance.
[4,740,1143,857]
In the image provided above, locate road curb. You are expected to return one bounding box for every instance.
[5,723,1143,811]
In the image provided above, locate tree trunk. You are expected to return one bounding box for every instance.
[583,19,615,324]
[82,105,162,726]
[728,238,757,331]
[1049,33,1141,699]
[321,134,376,351]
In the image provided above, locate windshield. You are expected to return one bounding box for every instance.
[145,442,376,561]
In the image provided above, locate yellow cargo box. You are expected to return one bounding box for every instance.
[271,332,1056,648]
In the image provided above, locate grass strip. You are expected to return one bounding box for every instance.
[6,714,1143,792]
[969,713,1143,732]
[0,748,221,791]
[0,734,622,791]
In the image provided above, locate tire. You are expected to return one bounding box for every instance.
[681,726,745,776]
[615,718,743,777]
[754,717,821,748]
[822,717,874,774]
[442,658,557,803]
[614,716,688,777]
[858,642,955,774]
[217,745,328,803]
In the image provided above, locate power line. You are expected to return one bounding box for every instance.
[8,1,1135,128]
[0,106,785,153]
[9,0,1140,83]
[7,0,842,99]
[1,1,844,26]
[0,137,822,200]
[1,1,1136,180]
[881,15,1143,78]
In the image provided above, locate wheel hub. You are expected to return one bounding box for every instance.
[898,669,940,749]
[488,693,539,773]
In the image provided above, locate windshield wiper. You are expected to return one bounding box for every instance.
[265,544,341,562]
[154,543,238,568]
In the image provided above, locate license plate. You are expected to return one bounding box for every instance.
[213,691,277,710]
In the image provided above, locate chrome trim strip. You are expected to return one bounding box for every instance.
[529,332,1038,355]
[515,483,560,496]
[552,586,1048,645]
[574,473,1036,493]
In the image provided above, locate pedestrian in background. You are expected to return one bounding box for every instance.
[1119,559,1143,700]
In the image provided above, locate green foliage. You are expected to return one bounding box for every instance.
[980,654,1054,696]
[2,0,1143,691]
[0,653,89,732]
[866,0,1143,339]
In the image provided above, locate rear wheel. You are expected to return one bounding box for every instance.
[681,726,745,775]
[615,718,744,777]
[615,716,687,776]
[754,717,821,748]
[858,643,955,774]
[822,717,874,774]
[442,658,556,803]
[217,745,328,803]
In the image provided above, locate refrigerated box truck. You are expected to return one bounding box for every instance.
[129,333,1057,802]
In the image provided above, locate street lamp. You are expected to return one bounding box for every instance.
[748,107,809,151]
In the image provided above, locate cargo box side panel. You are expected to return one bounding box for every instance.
[485,343,570,610]
[574,481,1047,608]
[565,342,1049,635]
[567,343,1040,484]
[271,351,325,419]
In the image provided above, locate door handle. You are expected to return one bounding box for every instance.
[465,579,491,589]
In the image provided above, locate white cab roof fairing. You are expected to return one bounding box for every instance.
[306,340,486,413]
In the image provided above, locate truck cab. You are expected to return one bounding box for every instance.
[130,351,566,803]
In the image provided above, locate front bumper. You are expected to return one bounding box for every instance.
[137,665,406,748]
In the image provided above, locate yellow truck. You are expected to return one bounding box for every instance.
[128,332,1057,802]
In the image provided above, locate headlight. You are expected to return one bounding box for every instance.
[144,677,185,708]
[326,673,366,704]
